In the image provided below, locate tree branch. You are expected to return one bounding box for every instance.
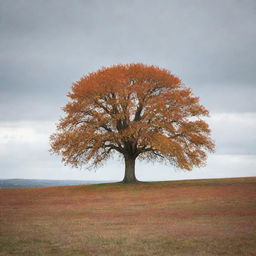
[136,146,164,158]
[103,144,124,154]
[134,103,143,121]
[100,124,113,132]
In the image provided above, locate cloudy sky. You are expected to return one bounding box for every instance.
[1,0,255,181]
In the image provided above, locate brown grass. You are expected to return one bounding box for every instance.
[0,177,256,256]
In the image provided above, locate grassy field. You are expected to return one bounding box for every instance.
[0,177,256,256]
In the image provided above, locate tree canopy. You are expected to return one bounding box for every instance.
[50,64,215,183]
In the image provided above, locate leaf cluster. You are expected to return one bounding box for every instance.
[50,64,215,170]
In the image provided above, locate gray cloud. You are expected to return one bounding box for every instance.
[209,113,256,155]
[0,0,255,179]
[1,0,256,121]
[0,115,255,180]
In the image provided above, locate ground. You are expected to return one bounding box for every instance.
[0,177,256,256]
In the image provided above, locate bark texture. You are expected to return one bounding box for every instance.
[122,156,137,183]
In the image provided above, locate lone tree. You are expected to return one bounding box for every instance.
[50,64,215,183]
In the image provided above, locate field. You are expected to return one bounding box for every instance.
[0,177,256,256]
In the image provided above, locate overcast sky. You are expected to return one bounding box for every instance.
[0,0,255,181]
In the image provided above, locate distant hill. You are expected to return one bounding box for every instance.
[0,179,116,188]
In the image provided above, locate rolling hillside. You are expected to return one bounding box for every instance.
[0,177,256,256]
[0,179,115,188]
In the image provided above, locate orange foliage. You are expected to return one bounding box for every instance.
[50,64,215,181]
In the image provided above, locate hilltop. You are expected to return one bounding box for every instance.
[0,177,256,256]
[0,179,115,188]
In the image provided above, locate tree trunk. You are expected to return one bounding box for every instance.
[122,155,137,183]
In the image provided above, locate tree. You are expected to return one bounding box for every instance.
[50,64,215,183]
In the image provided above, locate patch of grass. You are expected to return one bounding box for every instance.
[0,177,256,255]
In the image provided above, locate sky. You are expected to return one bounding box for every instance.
[0,0,255,181]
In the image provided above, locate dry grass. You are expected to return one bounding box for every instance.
[0,177,256,255]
